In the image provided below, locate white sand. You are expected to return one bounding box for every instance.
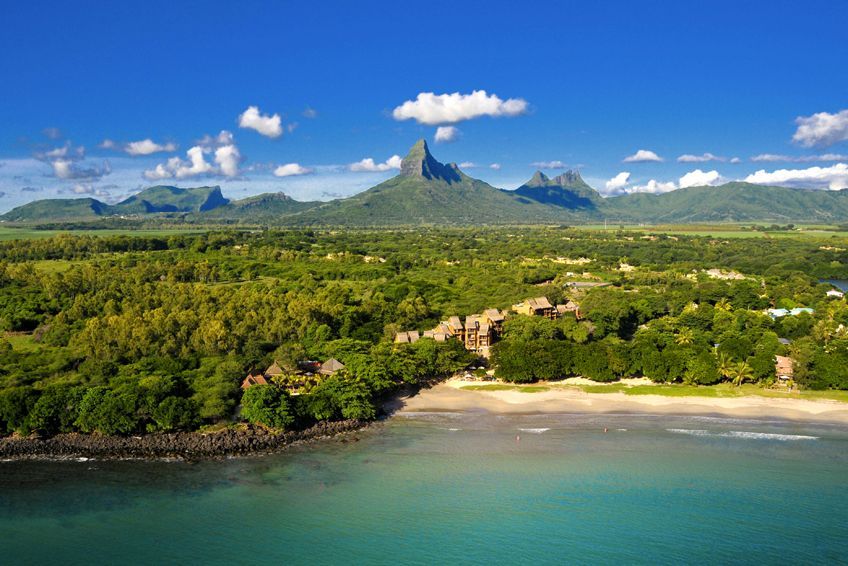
[394,379,848,424]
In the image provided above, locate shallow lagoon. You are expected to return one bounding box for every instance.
[2,413,847,564]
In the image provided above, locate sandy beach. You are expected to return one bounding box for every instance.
[396,379,848,424]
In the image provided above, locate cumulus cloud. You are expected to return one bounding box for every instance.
[744,163,848,190]
[144,136,241,180]
[489,163,501,170]
[679,169,722,188]
[605,172,631,192]
[730,157,741,164]
[124,139,178,156]
[531,160,568,169]
[392,90,528,125]
[273,163,313,177]
[99,139,117,150]
[750,153,848,163]
[623,149,663,163]
[630,179,677,194]
[793,109,848,147]
[349,155,402,172]
[238,106,283,138]
[677,153,724,163]
[459,161,477,168]
[35,142,111,180]
[434,126,460,143]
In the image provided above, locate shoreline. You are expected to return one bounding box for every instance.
[394,379,848,425]
[0,419,367,463]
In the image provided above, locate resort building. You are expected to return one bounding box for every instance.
[775,355,794,383]
[512,297,556,319]
[767,307,815,319]
[241,358,345,395]
[394,330,421,344]
[241,373,269,390]
[319,358,346,376]
[826,289,845,299]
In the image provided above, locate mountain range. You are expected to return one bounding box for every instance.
[4,140,848,225]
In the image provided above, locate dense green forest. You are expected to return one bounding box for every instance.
[0,227,846,437]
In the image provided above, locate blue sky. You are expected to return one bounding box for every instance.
[1,0,847,212]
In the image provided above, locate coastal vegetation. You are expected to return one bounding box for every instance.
[0,225,846,438]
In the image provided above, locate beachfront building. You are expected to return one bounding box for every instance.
[242,358,345,395]
[775,355,794,385]
[826,289,845,299]
[394,330,421,344]
[556,300,581,319]
[396,309,506,354]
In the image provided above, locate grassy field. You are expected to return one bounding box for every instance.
[461,381,848,402]
[0,226,204,241]
[578,223,848,239]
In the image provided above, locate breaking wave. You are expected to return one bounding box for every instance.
[518,428,551,434]
[667,428,818,441]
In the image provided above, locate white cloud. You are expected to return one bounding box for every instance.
[679,169,722,188]
[531,160,567,169]
[43,127,62,140]
[214,144,241,177]
[750,153,848,163]
[303,107,317,119]
[623,149,663,163]
[35,142,110,180]
[744,163,848,190]
[629,179,677,194]
[392,90,528,125]
[459,161,477,168]
[677,153,724,163]
[489,163,501,170]
[434,126,460,143]
[273,163,313,177]
[730,157,741,164]
[605,172,631,192]
[349,155,402,172]
[144,145,224,180]
[238,105,283,138]
[793,109,848,147]
[198,130,235,147]
[124,139,178,156]
[99,139,117,150]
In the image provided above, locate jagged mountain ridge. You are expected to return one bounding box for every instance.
[4,140,848,225]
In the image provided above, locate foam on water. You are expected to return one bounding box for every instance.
[518,428,550,434]
[667,428,818,441]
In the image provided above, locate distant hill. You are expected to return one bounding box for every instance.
[200,192,320,222]
[1,185,230,222]
[113,185,229,214]
[0,197,109,222]
[289,140,577,225]
[513,170,601,209]
[4,142,848,226]
[604,182,848,223]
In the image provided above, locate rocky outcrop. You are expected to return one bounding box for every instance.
[0,420,366,461]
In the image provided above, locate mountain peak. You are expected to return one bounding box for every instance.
[528,171,550,187]
[400,139,460,182]
[552,170,585,187]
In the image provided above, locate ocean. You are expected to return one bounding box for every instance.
[2,412,847,564]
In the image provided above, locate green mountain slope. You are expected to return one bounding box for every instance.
[512,170,602,209]
[200,192,320,222]
[112,185,229,214]
[289,140,576,225]
[0,198,109,222]
[602,182,848,223]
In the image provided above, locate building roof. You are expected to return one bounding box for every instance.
[527,297,553,310]
[447,316,463,329]
[241,373,269,389]
[265,362,284,377]
[827,289,845,297]
[319,358,346,375]
[483,308,504,322]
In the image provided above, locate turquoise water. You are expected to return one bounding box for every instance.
[2,413,847,564]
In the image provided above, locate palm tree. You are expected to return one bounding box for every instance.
[716,352,733,380]
[715,298,732,312]
[730,361,754,387]
[675,328,694,346]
